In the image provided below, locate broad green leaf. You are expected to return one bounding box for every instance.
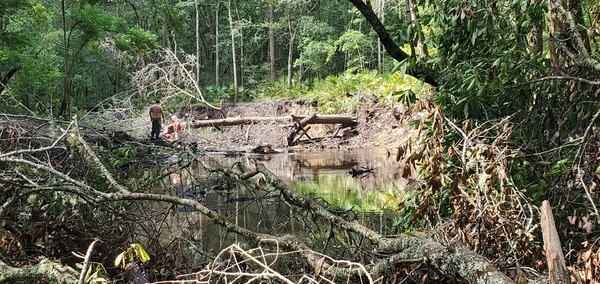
[132,243,150,263]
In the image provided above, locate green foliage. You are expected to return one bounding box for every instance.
[334,29,368,72]
[82,263,108,284]
[108,143,137,169]
[260,70,429,113]
[114,243,151,268]
[293,175,401,211]
[70,3,125,48]
[421,0,550,119]
[257,77,311,99]
[294,40,336,77]
[115,27,158,53]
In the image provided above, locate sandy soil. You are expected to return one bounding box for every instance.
[170,97,420,152]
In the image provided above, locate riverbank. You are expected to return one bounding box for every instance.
[162,96,423,152]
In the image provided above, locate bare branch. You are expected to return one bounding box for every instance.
[132,48,225,116]
[68,118,131,194]
[77,239,100,284]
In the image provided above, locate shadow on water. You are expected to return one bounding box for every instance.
[138,147,415,266]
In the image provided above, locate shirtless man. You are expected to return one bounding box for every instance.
[149,100,165,140]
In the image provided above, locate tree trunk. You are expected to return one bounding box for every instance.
[60,0,70,119]
[269,2,276,81]
[227,0,239,100]
[547,0,571,74]
[196,0,201,85]
[569,0,590,51]
[0,66,20,95]
[0,258,78,284]
[531,21,544,57]
[215,1,221,86]
[407,0,429,58]
[541,200,571,284]
[287,20,296,86]
[348,0,438,86]
[190,114,358,128]
[376,0,384,72]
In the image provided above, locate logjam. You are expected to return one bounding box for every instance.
[189,114,357,128]
[287,113,317,145]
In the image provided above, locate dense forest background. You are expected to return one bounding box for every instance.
[2,0,408,115]
[1,0,600,283]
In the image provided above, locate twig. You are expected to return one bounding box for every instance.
[574,107,600,166]
[525,75,600,86]
[572,108,600,221]
[0,121,74,158]
[78,239,100,284]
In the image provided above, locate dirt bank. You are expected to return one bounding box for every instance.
[172,97,417,152]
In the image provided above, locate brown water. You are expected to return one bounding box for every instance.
[140,147,412,264]
[199,147,413,210]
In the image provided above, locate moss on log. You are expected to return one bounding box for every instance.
[0,258,78,284]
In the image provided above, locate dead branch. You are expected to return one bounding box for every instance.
[0,117,515,283]
[254,162,514,283]
[77,239,100,284]
[131,48,224,116]
[68,117,130,194]
[0,258,79,284]
[540,201,571,284]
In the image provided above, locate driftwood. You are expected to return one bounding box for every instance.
[287,113,317,145]
[190,113,357,146]
[189,114,357,128]
[541,200,571,284]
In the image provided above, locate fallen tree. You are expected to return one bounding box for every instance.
[0,117,520,283]
[189,114,358,128]
[0,258,78,284]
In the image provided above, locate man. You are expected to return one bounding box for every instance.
[149,100,165,140]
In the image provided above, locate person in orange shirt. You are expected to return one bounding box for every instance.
[149,100,165,140]
[165,115,183,142]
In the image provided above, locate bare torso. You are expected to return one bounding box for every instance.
[149,104,164,119]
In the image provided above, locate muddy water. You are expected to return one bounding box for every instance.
[150,147,412,261]
[193,147,411,208]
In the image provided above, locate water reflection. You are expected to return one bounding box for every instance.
[204,147,412,211]
[145,147,412,265]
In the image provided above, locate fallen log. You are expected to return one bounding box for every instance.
[287,113,317,146]
[189,114,357,128]
[0,258,79,284]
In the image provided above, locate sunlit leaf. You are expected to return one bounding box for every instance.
[114,252,125,267]
[131,243,151,263]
